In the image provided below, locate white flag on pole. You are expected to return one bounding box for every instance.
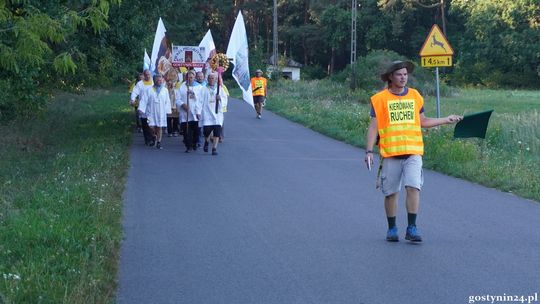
[226,11,254,108]
[198,30,216,74]
[143,49,151,71]
[150,17,168,74]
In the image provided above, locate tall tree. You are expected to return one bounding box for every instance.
[449,0,540,87]
[0,0,121,119]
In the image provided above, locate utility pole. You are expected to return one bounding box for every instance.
[440,0,447,36]
[412,0,447,36]
[273,0,278,75]
[350,0,357,90]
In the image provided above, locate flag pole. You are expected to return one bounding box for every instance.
[215,66,224,114]
[186,70,190,147]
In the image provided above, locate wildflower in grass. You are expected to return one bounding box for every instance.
[3,273,21,280]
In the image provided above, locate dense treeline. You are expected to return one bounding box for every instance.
[1,0,539,120]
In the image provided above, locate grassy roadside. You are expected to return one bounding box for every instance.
[266,80,540,202]
[0,89,132,303]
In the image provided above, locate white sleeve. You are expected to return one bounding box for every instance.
[195,87,204,115]
[176,85,185,107]
[164,89,172,114]
[220,87,228,111]
[130,82,141,101]
[138,87,148,114]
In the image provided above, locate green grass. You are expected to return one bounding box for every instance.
[0,89,132,303]
[267,80,540,202]
[1,81,535,302]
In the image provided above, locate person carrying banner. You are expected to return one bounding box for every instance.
[194,71,207,146]
[176,70,202,152]
[250,69,267,119]
[365,60,462,243]
[142,74,171,150]
[198,72,228,155]
[218,76,229,143]
[130,69,155,146]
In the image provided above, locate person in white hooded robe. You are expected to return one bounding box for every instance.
[130,69,154,146]
[176,70,202,153]
[198,72,228,155]
[142,74,171,149]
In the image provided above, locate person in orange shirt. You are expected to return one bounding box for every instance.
[365,61,462,243]
[250,69,267,119]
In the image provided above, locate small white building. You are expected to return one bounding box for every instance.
[267,56,303,81]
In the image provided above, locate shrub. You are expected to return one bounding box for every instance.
[335,49,454,97]
[302,65,327,80]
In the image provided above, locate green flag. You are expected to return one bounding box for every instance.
[453,110,493,139]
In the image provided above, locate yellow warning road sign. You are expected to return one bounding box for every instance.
[419,24,454,56]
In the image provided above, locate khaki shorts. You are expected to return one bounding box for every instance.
[380,155,423,196]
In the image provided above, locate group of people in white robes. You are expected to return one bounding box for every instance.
[130,69,227,155]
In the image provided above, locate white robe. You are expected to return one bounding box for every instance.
[144,86,172,127]
[131,80,153,118]
[198,85,228,126]
[175,82,202,123]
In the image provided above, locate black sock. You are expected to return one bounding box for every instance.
[407,213,417,227]
[387,216,396,229]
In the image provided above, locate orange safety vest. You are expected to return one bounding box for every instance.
[251,77,267,96]
[370,88,424,157]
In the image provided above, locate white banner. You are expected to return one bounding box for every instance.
[150,18,169,74]
[172,45,206,68]
[143,49,151,71]
[226,11,254,108]
[198,30,216,73]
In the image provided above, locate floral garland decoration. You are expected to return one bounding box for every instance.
[210,53,229,71]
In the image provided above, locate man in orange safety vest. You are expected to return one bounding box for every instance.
[365,60,462,243]
[251,69,267,119]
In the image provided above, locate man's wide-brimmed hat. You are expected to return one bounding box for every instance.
[380,60,415,82]
[255,69,263,74]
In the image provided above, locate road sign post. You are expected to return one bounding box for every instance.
[419,24,454,118]
[434,71,441,118]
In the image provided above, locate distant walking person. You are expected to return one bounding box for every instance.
[141,74,171,150]
[251,69,267,119]
[166,75,180,137]
[176,70,202,152]
[198,72,228,155]
[365,61,462,243]
[130,69,154,146]
[194,71,207,147]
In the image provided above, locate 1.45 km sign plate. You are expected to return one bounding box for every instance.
[421,55,452,67]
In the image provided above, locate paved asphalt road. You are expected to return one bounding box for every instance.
[118,98,540,304]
